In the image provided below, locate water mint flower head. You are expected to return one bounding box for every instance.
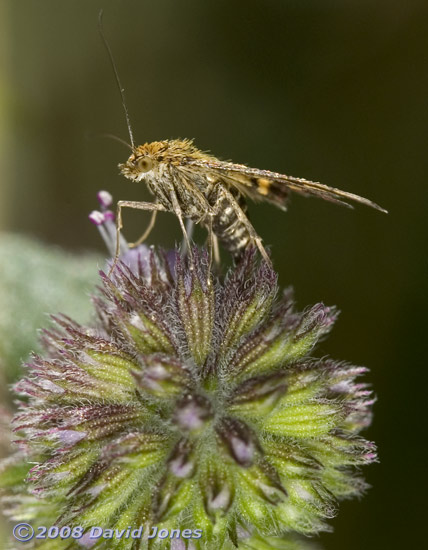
[5,234,375,549]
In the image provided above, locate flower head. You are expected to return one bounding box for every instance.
[6,243,375,549]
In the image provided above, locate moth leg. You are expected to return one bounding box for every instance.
[181,219,195,256]
[169,189,194,264]
[206,213,215,276]
[186,219,195,240]
[212,233,221,266]
[110,200,167,275]
[206,214,221,272]
[128,209,158,249]
[215,187,272,267]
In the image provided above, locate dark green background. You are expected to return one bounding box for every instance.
[1,1,426,549]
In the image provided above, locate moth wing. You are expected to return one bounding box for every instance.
[186,159,290,209]
[187,159,387,213]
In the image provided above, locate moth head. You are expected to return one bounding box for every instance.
[119,151,157,182]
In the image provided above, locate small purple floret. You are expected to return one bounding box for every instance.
[97,190,113,210]
[88,211,105,226]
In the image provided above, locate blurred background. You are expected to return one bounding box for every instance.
[0,1,427,548]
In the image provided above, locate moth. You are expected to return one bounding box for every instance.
[99,13,386,268]
[118,139,387,266]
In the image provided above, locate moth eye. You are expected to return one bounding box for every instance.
[136,156,154,172]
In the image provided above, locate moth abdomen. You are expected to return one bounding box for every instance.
[210,191,252,260]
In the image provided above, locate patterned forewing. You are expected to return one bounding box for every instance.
[186,158,386,212]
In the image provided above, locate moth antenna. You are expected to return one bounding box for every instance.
[97,133,133,150]
[98,10,135,149]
